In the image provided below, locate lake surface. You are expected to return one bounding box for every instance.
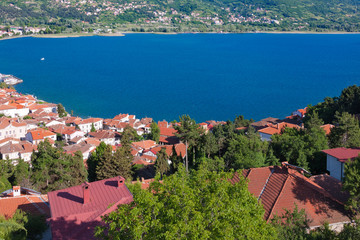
[0,33,360,122]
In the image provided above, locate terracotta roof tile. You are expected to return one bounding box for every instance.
[322,148,360,162]
[48,176,133,240]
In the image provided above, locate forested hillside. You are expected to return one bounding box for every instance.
[1,0,360,33]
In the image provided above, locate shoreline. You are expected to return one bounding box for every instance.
[1,31,359,41]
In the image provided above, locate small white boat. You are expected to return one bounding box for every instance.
[41,58,45,61]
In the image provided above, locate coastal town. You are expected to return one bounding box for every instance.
[1,75,360,239]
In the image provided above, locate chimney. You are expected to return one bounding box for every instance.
[13,186,21,197]
[141,177,145,183]
[117,177,125,188]
[82,182,90,204]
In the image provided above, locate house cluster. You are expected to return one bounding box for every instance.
[1,159,354,239]
[26,0,281,28]
[0,26,45,37]
[0,89,357,238]
[243,107,334,141]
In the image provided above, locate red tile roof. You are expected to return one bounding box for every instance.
[151,143,187,158]
[159,127,177,137]
[29,128,56,140]
[132,140,157,150]
[231,164,351,227]
[0,191,50,219]
[258,122,301,135]
[48,176,133,240]
[322,148,360,162]
[320,124,334,135]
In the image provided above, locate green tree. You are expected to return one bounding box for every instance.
[199,132,218,159]
[57,103,67,118]
[175,115,203,171]
[13,159,31,187]
[329,112,360,148]
[304,112,328,173]
[31,140,87,192]
[0,216,27,240]
[265,148,280,166]
[169,145,183,173]
[95,166,277,239]
[0,158,14,192]
[224,133,268,170]
[90,123,96,132]
[96,145,132,181]
[87,142,108,182]
[271,128,309,170]
[122,125,142,143]
[149,121,160,143]
[234,115,254,128]
[271,205,310,240]
[343,156,360,214]
[155,148,169,178]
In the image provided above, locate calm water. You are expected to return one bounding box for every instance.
[0,34,360,122]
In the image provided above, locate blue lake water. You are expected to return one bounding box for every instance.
[0,33,360,122]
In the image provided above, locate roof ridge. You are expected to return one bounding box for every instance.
[291,171,347,206]
[266,174,290,221]
[258,168,275,202]
[25,196,46,215]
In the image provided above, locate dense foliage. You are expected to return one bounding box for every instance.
[0,209,47,240]
[95,166,278,239]
[1,0,360,33]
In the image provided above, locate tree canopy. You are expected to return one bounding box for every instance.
[95,166,277,239]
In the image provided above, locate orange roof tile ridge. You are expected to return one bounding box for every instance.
[266,174,290,222]
[25,196,46,215]
[37,194,50,206]
[245,168,252,179]
[258,168,275,202]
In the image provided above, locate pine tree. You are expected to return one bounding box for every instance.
[155,148,169,178]
[343,156,360,214]
[96,146,132,181]
[90,123,96,132]
[329,112,360,148]
[87,142,108,182]
[149,122,160,143]
[57,103,67,118]
[175,115,203,171]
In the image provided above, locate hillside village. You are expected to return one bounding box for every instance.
[1,84,360,239]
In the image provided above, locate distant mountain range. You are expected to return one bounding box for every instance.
[1,0,359,33]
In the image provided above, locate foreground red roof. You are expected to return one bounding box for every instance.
[48,176,133,240]
[322,148,360,162]
[231,164,351,228]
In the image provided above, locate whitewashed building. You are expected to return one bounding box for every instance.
[322,148,360,181]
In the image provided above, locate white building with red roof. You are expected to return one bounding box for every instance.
[25,128,57,145]
[258,122,301,141]
[0,117,27,140]
[322,148,360,181]
[77,118,103,133]
[0,103,29,118]
[48,176,133,240]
